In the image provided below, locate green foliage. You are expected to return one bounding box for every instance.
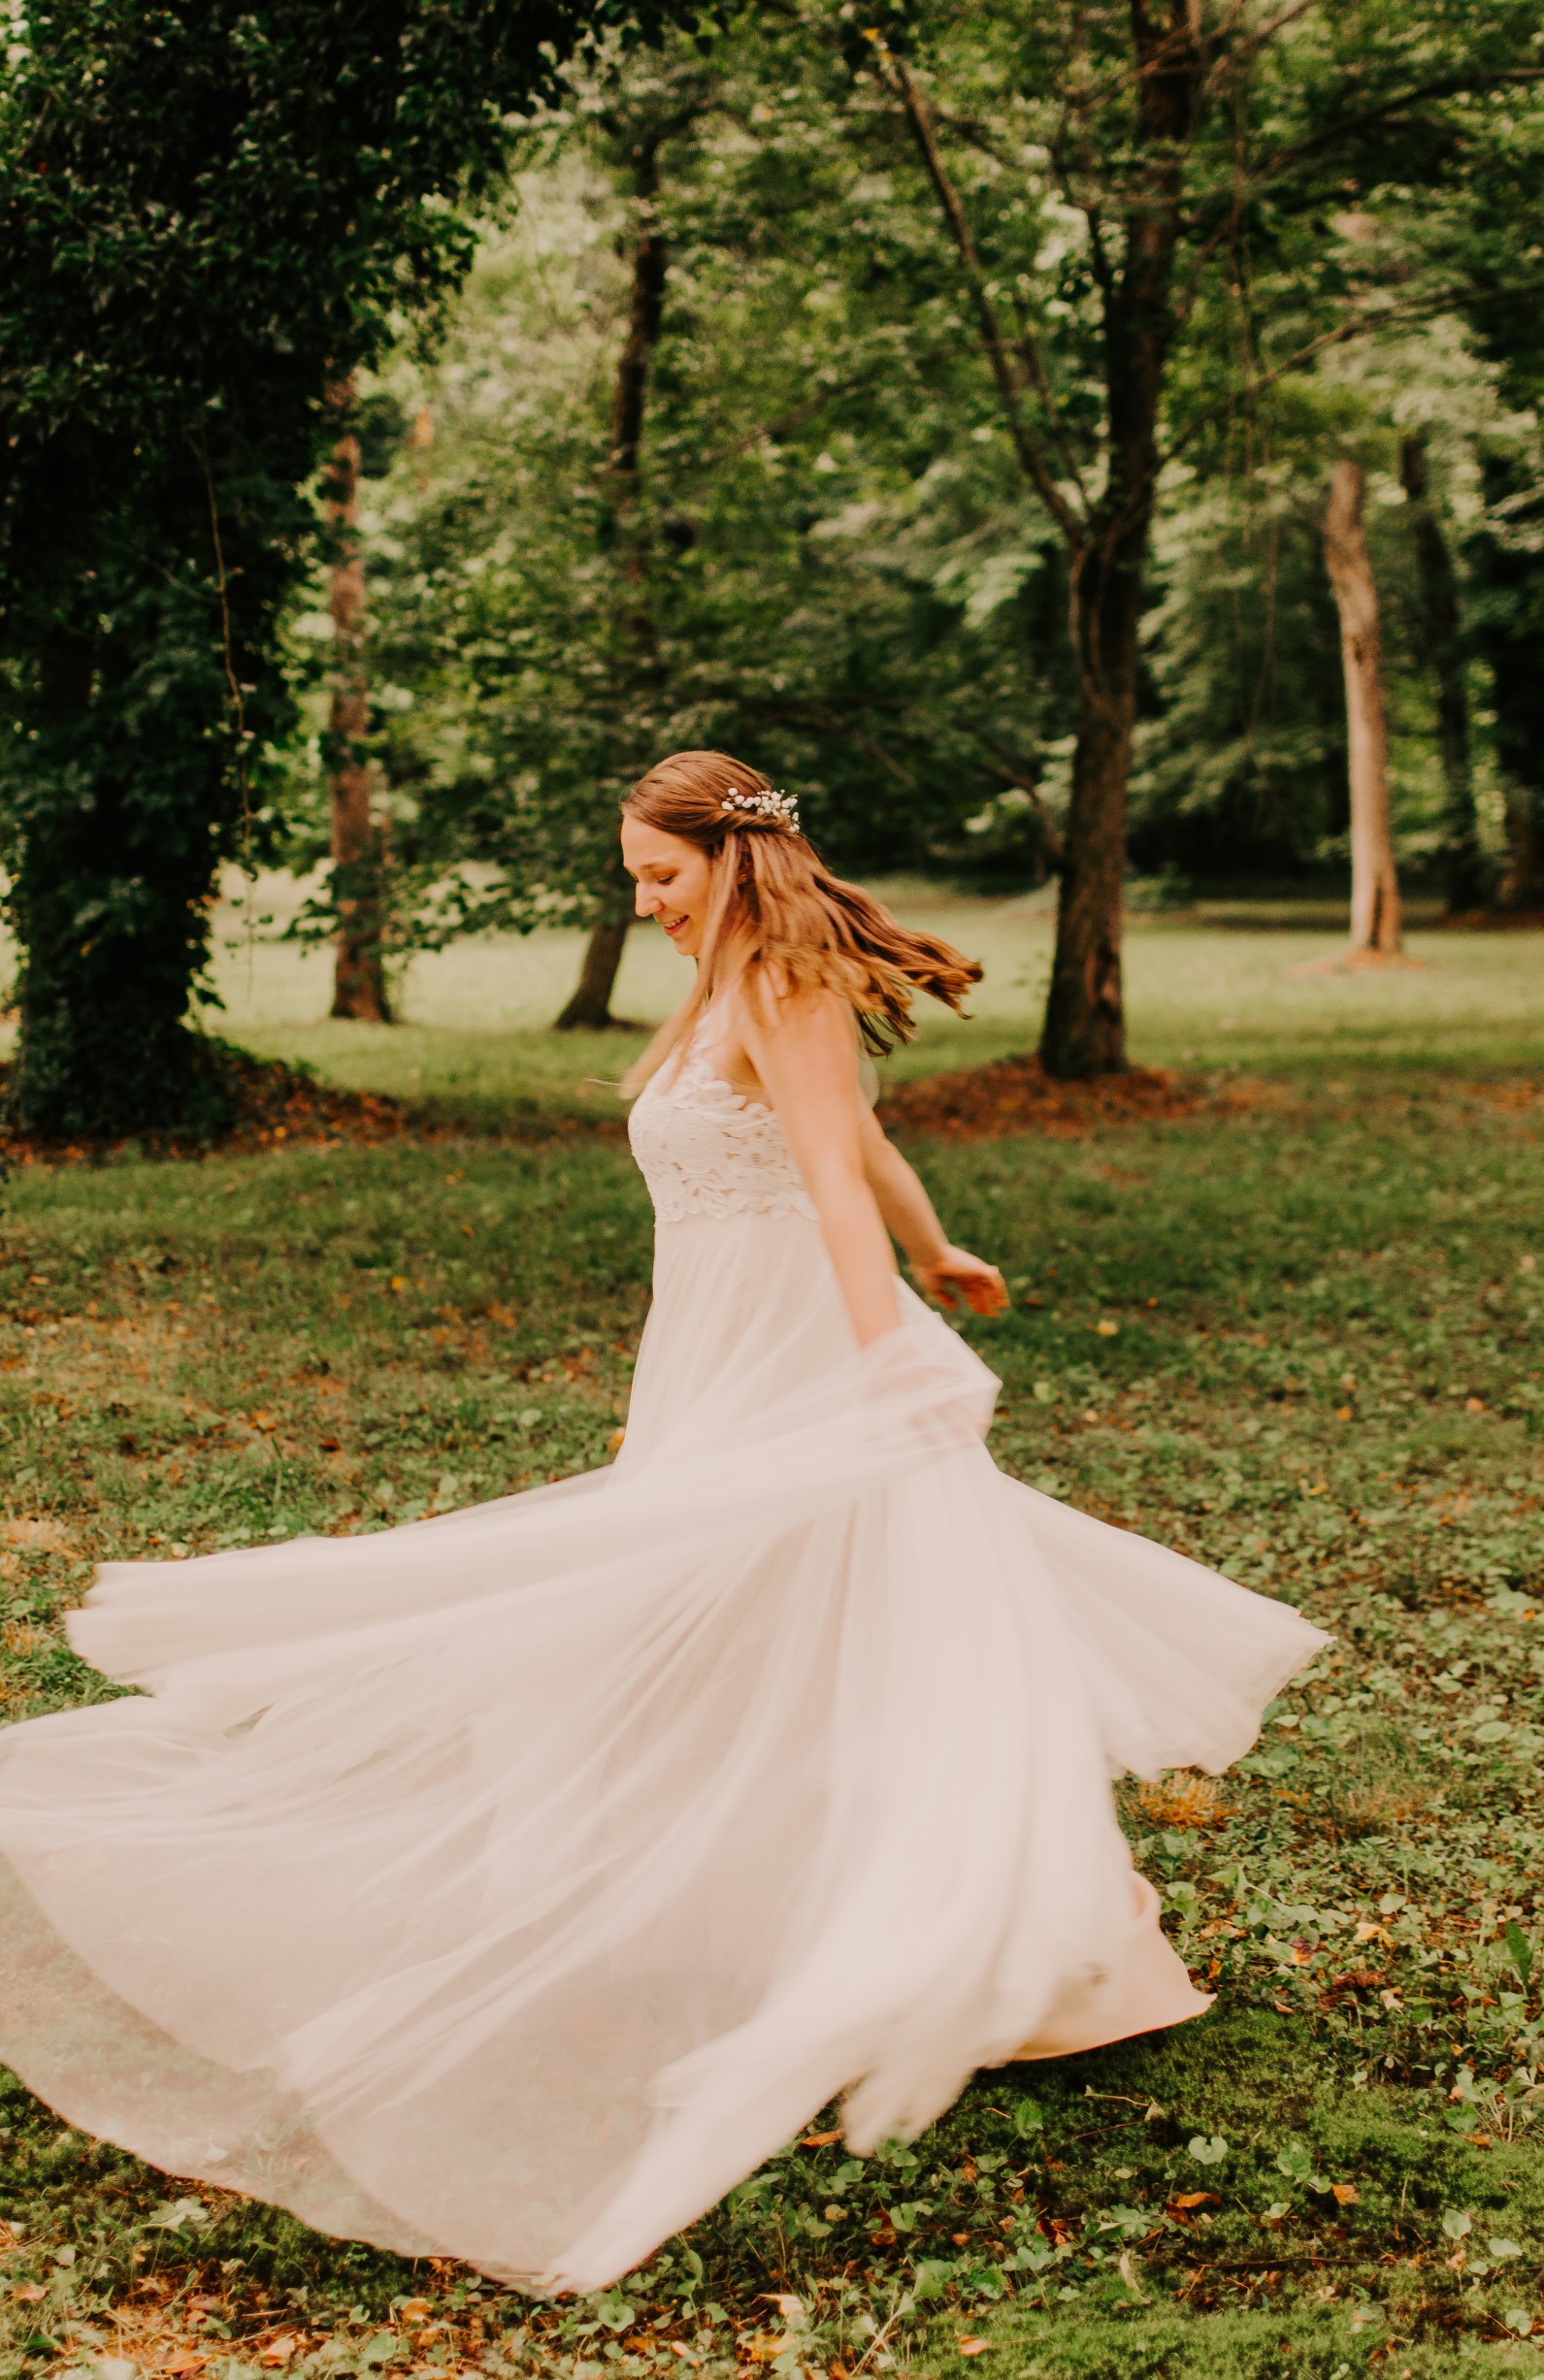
[330,0,1544,986]
[337,33,1075,952]
[0,0,683,1135]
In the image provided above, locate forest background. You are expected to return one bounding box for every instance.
[3,0,1544,1129]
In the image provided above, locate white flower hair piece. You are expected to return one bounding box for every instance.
[721,788,801,833]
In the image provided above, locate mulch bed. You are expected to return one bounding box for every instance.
[876,1052,1269,1141]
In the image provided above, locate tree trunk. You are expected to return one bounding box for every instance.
[324,376,391,1023]
[551,140,670,1033]
[1039,541,1142,1075]
[1322,460,1401,956]
[1499,786,1544,909]
[1471,452,1544,911]
[1037,0,1203,1077]
[553,908,634,1031]
[1399,434,1484,912]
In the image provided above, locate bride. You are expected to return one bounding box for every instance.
[0,749,1324,2293]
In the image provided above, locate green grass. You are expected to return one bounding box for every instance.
[2,899,1543,2380]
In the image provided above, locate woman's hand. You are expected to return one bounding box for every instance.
[912,1246,1008,1317]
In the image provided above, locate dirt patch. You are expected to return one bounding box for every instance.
[876,1053,1271,1141]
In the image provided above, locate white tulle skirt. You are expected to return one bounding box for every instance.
[0,1210,1325,2290]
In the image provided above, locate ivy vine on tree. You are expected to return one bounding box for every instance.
[0,0,681,1137]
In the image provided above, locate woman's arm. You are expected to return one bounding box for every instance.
[858,1109,1007,1318]
[739,986,903,1347]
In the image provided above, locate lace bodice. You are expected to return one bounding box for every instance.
[628,1038,817,1225]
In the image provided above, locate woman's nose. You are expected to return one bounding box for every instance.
[635,883,659,917]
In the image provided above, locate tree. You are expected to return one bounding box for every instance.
[837,0,1544,1070]
[324,377,392,1023]
[1322,459,1402,955]
[1397,431,1484,912]
[0,0,679,1137]
[553,64,712,1030]
[1470,442,1544,911]
[356,38,1077,969]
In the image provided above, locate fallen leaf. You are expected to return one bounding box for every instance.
[399,2300,432,2324]
[258,2338,299,2366]
[1331,2183,1359,2205]
[1169,2193,1220,2212]
[1095,1320,1119,1338]
[956,2342,992,2358]
[13,2283,48,2302]
[799,2131,840,2148]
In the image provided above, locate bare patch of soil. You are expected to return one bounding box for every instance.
[876,1053,1271,1141]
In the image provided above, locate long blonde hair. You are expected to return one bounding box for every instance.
[620,749,981,1095]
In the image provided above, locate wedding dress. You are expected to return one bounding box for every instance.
[0,1019,1325,2292]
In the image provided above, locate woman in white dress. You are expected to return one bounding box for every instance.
[0,749,1325,2294]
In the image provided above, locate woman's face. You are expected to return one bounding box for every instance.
[621,815,715,959]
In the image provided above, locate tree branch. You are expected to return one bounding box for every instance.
[869,41,1085,549]
[1253,64,1544,181]
[1160,277,1544,472]
[969,734,1067,870]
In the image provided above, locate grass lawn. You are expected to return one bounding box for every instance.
[1,895,1543,2380]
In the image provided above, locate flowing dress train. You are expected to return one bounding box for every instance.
[0,1027,1327,2290]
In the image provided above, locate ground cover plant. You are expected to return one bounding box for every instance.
[1,915,1542,2378]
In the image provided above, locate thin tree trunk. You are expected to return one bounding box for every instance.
[325,375,391,1024]
[553,909,634,1032]
[1399,433,1484,912]
[1499,789,1544,909]
[553,145,671,1031]
[1471,452,1544,910]
[1323,460,1402,957]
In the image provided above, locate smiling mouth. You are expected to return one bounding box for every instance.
[661,915,688,936]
